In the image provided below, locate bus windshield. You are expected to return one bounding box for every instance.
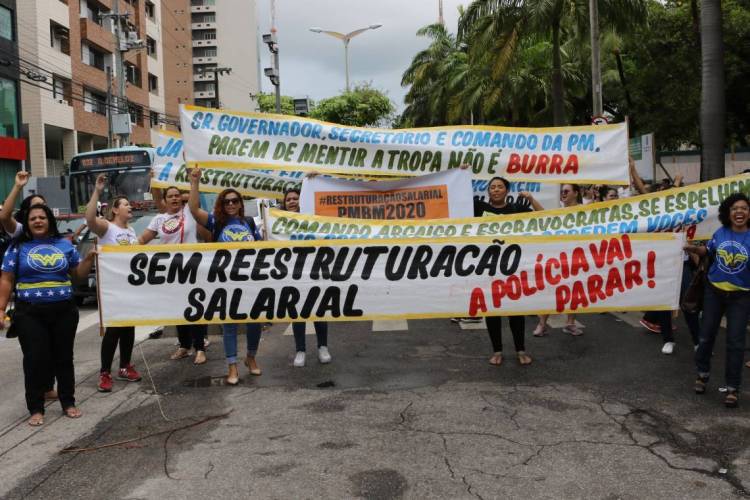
[69,148,156,215]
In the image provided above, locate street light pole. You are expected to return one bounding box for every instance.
[589,0,603,117]
[309,24,382,92]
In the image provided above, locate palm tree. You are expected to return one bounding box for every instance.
[699,0,725,180]
[459,0,647,126]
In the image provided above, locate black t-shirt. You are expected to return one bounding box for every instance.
[473,199,533,217]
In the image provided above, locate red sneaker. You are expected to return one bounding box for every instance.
[117,364,142,382]
[98,371,113,392]
[639,319,661,334]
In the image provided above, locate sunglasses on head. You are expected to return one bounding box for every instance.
[223,197,241,206]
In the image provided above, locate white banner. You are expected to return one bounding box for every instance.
[179,105,630,184]
[152,130,303,200]
[300,169,473,219]
[98,233,683,327]
[266,174,750,242]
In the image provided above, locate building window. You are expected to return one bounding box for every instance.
[193,31,216,41]
[82,0,108,27]
[82,42,109,71]
[148,73,158,94]
[0,6,12,41]
[50,21,71,55]
[150,112,159,128]
[145,1,155,20]
[193,47,216,57]
[52,75,72,104]
[146,36,157,58]
[0,78,18,137]
[128,104,143,126]
[193,13,215,23]
[125,62,141,87]
[84,87,107,115]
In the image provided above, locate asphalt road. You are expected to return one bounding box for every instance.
[2,311,750,499]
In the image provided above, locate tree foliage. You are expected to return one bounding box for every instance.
[399,0,750,150]
[309,84,394,127]
[257,93,296,115]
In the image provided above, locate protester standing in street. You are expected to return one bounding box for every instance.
[474,177,542,365]
[188,168,264,383]
[139,185,208,364]
[686,193,750,408]
[534,184,583,336]
[0,205,95,426]
[85,174,142,392]
[281,188,332,367]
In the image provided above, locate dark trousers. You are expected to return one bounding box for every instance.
[16,300,79,415]
[695,284,750,390]
[485,315,525,352]
[643,261,701,345]
[101,326,135,373]
[292,322,328,352]
[177,324,206,351]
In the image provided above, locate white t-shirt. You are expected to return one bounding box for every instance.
[5,222,22,238]
[99,222,137,246]
[147,206,197,244]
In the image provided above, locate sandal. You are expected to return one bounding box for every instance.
[517,351,533,365]
[563,324,583,336]
[64,406,82,419]
[28,413,44,427]
[694,375,709,394]
[489,353,503,366]
[532,323,548,337]
[194,350,207,365]
[245,356,262,376]
[170,348,190,360]
[725,390,739,408]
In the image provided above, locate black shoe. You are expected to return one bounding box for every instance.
[148,328,163,339]
[694,375,709,394]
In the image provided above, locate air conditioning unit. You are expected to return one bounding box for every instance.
[127,31,138,43]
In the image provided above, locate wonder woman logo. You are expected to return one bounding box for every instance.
[222,224,253,242]
[717,240,749,275]
[27,245,67,273]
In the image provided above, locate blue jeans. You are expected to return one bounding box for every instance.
[695,284,750,390]
[292,322,328,352]
[222,323,261,364]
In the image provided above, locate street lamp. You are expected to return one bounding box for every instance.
[309,24,382,92]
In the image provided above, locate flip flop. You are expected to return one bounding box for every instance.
[489,353,503,366]
[28,413,44,426]
[64,406,82,419]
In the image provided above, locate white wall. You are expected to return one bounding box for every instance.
[214,0,259,111]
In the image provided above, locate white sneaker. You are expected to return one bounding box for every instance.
[318,346,332,364]
[293,351,306,367]
[661,342,676,355]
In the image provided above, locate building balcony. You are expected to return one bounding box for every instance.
[79,18,115,53]
[192,56,217,64]
[191,5,217,13]
[194,90,216,99]
[193,72,216,82]
[192,39,218,48]
[191,22,216,30]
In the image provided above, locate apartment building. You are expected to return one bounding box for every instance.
[17,0,173,177]
[184,0,260,110]
[0,0,24,192]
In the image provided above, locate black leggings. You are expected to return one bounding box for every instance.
[101,326,135,373]
[485,315,526,353]
[177,324,206,351]
[15,300,79,415]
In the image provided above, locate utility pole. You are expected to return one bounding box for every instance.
[106,66,113,147]
[198,66,232,108]
[438,0,444,25]
[113,0,128,145]
[262,34,280,113]
[589,0,603,118]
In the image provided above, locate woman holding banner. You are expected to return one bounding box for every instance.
[686,193,750,408]
[85,174,142,392]
[534,184,583,337]
[188,169,264,383]
[139,185,209,365]
[281,188,332,367]
[474,177,541,366]
[0,205,95,425]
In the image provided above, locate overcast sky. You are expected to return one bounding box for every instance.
[255,0,470,111]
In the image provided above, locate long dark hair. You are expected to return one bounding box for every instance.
[562,183,582,204]
[15,193,47,226]
[718,193,750,228]
[487,177,510,191]
[213,188,245,228]
[19,204,61,242]
[282,188,301,211]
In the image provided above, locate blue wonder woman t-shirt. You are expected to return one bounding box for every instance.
[707,227,750,292]
[206,215,261,242]
[1,238,80,303]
